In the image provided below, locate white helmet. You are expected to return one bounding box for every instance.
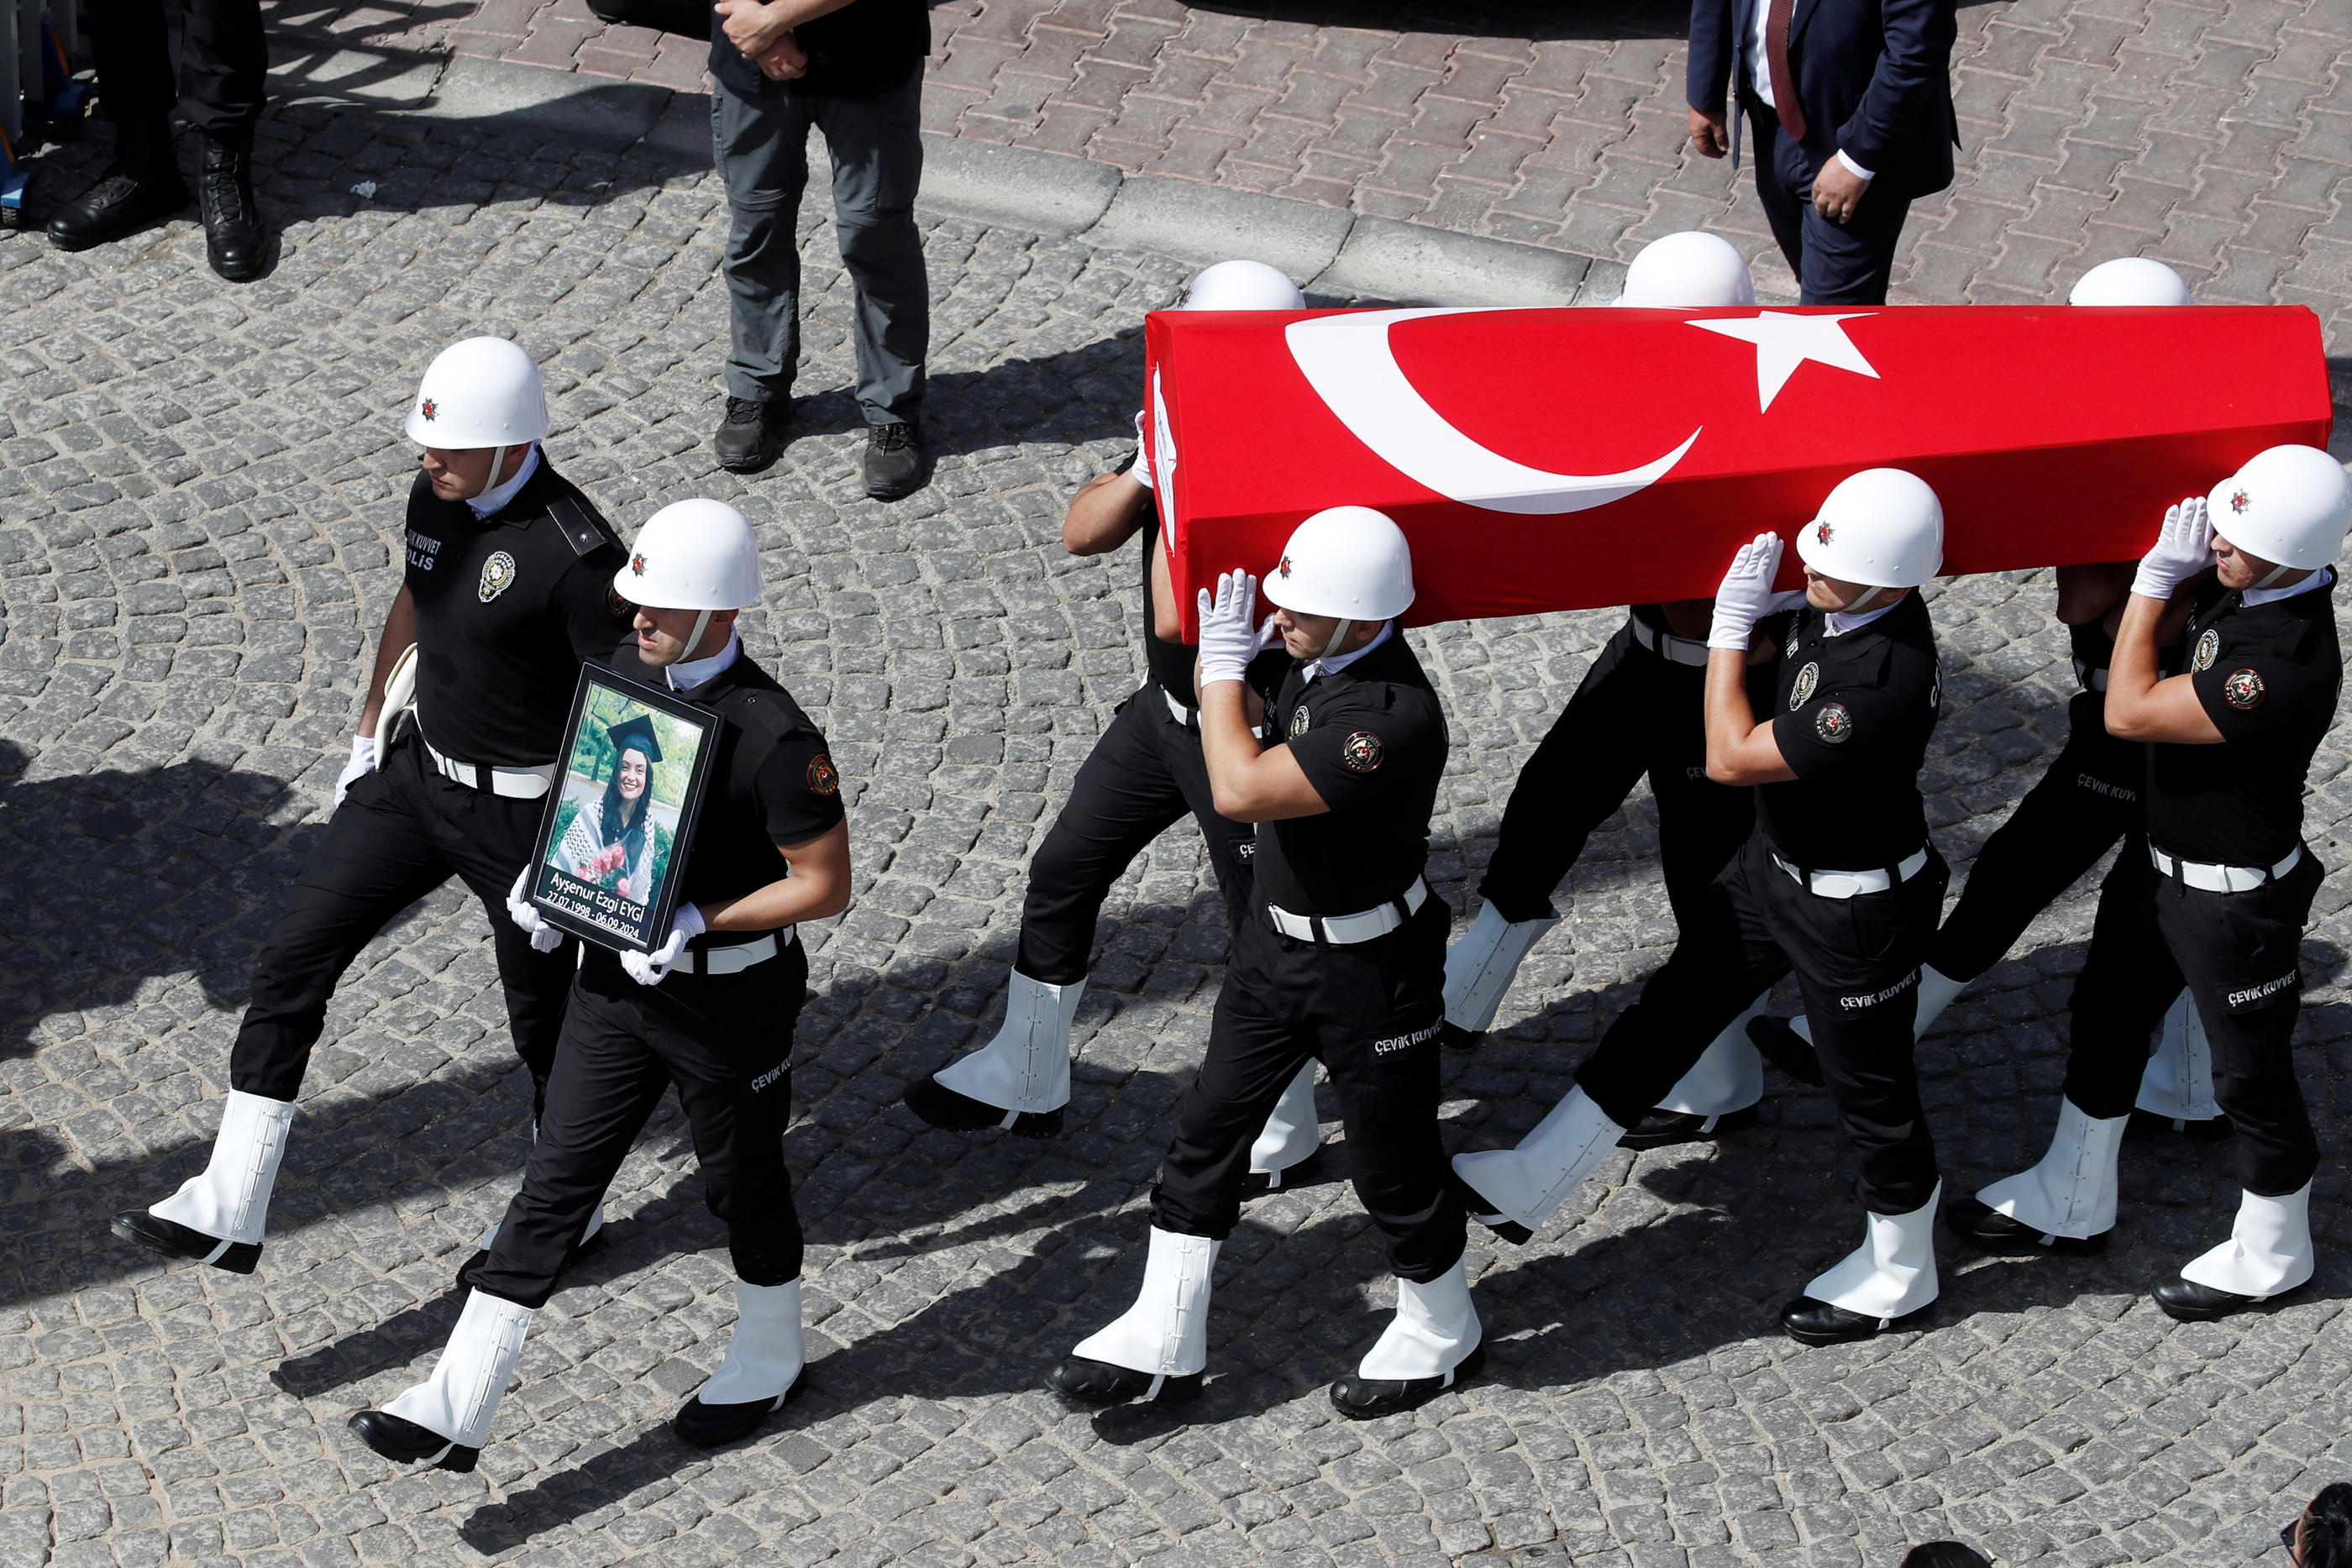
[1618,231,1756,308]
[617,499,764,611]
[405,336,550,448]
[1179,259,1305,312]
[1796,469,1945,589]
[2068,256,2192,307]
[2207,445,2352,573]
[1263,506,1415,621]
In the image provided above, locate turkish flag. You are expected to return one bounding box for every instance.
[1143,306,2334,634]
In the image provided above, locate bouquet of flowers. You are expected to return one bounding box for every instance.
[582,842,631,898]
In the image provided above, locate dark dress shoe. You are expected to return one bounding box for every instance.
[1437,1020,1481,1050]
[714,396,790,471]
[1944,1195,2109,1256]
[1781,1295,1932,1346]
[48,120,189,251]
[1238,1146,1327,1198]
[902,1075,1063,1138]
[197,132,265,281]
[111,1211,260,1274]
[2153,1276,2299,1322]
[1450,1170,1532,1245]
[347,1409,477,1471]
[1047,1356,1203,1408]
[861,419,924,500]
[1746,1015,1824,1086]
[673,1369,802,1447]
[1618,1104,1758,1151]
[1330,1344,1486,1420]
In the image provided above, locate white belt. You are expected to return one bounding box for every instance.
[2150,843,2302,894]
[422,737,558,800]
[1627,611,1711,669]
[1773,847,1929,899]
[670,930,795,974]
[1267,877,1428,945]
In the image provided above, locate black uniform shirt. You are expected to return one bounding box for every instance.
[2146,571,2340,867]
[1760,594,1942,871]
[709,0,928,101]
[404,460,633,768]
[1254,632,1447,916]
[607,642,845,946]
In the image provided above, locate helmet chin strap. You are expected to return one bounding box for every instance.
[2254,562,2297,590]
[486,445,509,496]
[1320,617,1356,659]
[685,609,714,661]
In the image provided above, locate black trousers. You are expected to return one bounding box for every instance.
[228,734,575,1117]
[1478,621,1751,926]
[1579,833,1950,1214]
[467,941,808,1309]
[1152,896,1461,1281]
[2063,844,2321,1194]
[1746,101,1914,306]
[1015,684,1257,985]
[1929,695,2141,983]
[90,0,267,135]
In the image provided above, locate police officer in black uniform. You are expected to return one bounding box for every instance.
[1453,469,1955,1346]
[1947,449,2349,1320]
[1053,506,1481,1420]
[113,338,633,1276]
[351,498,854,1471]
[906,259,1321,1192]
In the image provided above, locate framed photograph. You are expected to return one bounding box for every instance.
[527,666,720,953]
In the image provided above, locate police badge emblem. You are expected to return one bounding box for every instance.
[1289,705,1311,738]
[2223,669,2265,710]
[1790,661,1819,710]
[2193,628,2219,672]
[1341,731,1384,773]
[1814,702,1853,743]
[479,550,518,603]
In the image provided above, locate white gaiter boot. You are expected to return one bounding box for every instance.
[1071,1227,1221,1391]
[1357,1261,1482,1382]
[2181,1184,2315,1299]
[382,1289,535,1458]
[1452,1087,1625,1240]
[931,971,1085,1127]
[1247,1062,1321,1187]
[2137,991,2223,1125]
[150,1090,297,1259]
[1441,903,1561,1036]
[698,1278,806,1408]
[1977,1098,2128,1242]
[1655,998,1767,1118]
[1806,1183,1942,1321]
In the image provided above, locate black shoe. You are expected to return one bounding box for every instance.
[111,1211,260,1274]
[1437,1020,1482,1051]
[672,1368,803,1447]
[1329,1343,1485,1420]
[2128,1108,2232,1141]
[347,1409,479,1472]
[47,120,189,251]
[714,396,790,471]
[2152,1276,2302,1323]
[197,131,265,281]
[1449,1170,1531,1246]
[1747,1015,1824,1087]
[861,419,923,500]
[1617,1104,1759,1151]
[902,1075,1063,1138]
[1047,1356,1203,1408]
[1943,1195,2110,1256]
[1780,1295,1932,1345]
[1237,1146,1326,1198]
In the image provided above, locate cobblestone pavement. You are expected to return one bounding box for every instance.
[7,106,2352,1568]
[246,0,2352,348]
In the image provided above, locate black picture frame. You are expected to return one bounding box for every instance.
[527,665,721,954]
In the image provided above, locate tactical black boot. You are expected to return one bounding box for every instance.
[198,129,266,281]
[861,418,925,500]
[714,396,790,472]
[47,119,189,251]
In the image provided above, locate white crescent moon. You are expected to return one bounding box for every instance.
[1284,307,1701,516]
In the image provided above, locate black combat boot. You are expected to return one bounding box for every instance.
[199,129,266,281]
[47,119,189,251]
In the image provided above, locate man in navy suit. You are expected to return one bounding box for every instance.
[1687,0,1959,304]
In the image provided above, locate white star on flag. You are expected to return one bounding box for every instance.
[1689,311,1881,412]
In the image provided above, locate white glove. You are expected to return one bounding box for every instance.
[1709,532,1787,650]
[1130,410,1156,492]
[333,735,375,807]
[2132,496,2213,600]
[506,869,564,954]
[621,904,706,986]
[1194,570,1269,686]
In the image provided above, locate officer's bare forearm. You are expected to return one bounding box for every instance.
[356,586,419,738]
[1063,472,1152,556]
[1200,681,1326,821]
[701,822,853,931]
[1704,648,1796,784]
[2103,595,2223,742]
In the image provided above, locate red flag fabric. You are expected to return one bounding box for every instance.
[1141,306,2334,635]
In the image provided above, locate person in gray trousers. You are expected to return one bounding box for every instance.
[707,0,932,499]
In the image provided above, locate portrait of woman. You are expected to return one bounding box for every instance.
[559,713,664,904]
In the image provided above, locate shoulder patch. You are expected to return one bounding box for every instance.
[2223,669,2265,710]
[1341,731,1384,773]
[549,493,623,559]
[1814,702,1853,744]
[806,753,840,796]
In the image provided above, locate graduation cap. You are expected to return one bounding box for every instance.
[606,713,664,764]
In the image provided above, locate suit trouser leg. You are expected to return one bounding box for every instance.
[1745,106,1912,306]
[1014,690,1194,984]
[87,0,177,126]
[712,81,815,405]
[228,743,459,1102]
[815,76,930,425]
[177,0,268,134]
